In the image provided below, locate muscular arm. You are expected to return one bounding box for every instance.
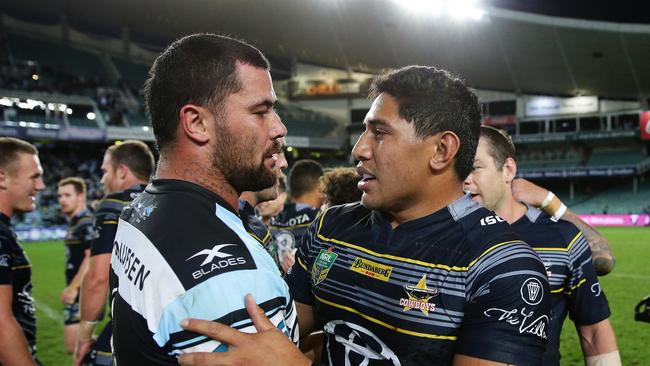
[79,253,110,323]
[577,319,619,357]
[61,249,91,304]
[511,178,615,275]
[0,285,37,366]
[296,301,317,340]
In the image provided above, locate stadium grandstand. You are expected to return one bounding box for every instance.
[0,0,649,364]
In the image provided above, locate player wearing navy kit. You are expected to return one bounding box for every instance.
[464,126,620,366]
[57,177,94,353]
[0,137,45,366]
[74,141,154,366]
[176,66,552,366]
[109,34,297,365]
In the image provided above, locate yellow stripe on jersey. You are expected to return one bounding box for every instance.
[298,256,309,272]
[534,232,583,252]
[103,220,118,225]
[102,198,130,204]
[315,294,457,340]
[563,278,587,294]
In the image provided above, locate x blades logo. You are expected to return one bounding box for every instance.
[186,244,237,266]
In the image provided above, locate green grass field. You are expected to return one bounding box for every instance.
[24,227,650,365]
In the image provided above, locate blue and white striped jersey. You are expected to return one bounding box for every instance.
[288,194,551,366]
[109,179,298,365]
[512,206,611,366]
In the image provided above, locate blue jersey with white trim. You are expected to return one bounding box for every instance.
[109,180,298,365]
[511,206,610,366]
[288,194,550,366]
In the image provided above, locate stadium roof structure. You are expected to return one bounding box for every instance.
[3,0,650,100]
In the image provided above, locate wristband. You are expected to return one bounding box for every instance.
[540,191,555,209]
[585,350,621,366]
[553,203,567,220]
[78,320,97,341]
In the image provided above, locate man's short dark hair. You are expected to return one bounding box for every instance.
[58,177,87,196]
[368,66,481,180]
[107,140,155,182]
[144,33,270,153]
[320,167,362,206]
[0,137,38,173]
[479,125,516,170]
[289,159,324,198]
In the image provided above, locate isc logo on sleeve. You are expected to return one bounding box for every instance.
[480,215,505,226]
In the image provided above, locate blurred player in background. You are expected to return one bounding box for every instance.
[319,166,362,210]
[57,177,93,354]
[270,159,324,270]
[464,125,620,366]
[0,137,45,366]
[74,141,154,366]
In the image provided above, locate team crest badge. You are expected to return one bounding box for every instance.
[312,247,338,285]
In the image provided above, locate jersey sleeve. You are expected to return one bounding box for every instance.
[286,212,322,306]
[455,240,551,365]
[565,231,611,325]
[0,234,12,285]
[91,199,123,256]
[78,218,95,251]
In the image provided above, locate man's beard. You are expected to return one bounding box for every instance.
[211,127,278,193]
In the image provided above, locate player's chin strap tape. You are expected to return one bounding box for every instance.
[585,351,621,366]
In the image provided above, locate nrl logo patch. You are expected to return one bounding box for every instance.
[312,247,338,285]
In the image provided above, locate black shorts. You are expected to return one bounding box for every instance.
[89,324,113,366]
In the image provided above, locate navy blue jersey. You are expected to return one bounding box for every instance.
[64,209,93,284]
[110,180,298,365]
[512,206,611,366]
[288,194,551,366]
[270,202,319,255]
[0,213,37,357]
[238,199,279,270]
[91,185,146,256]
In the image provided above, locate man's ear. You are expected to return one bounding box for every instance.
[179,104,210,144]
[0,169,6,190]
[503,157,517,183]
[429,131,460,172]
[117,164,129,181]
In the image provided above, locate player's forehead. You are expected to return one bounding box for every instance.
[231,63,276,104]
[13,152,42,175]
[365,93,401,124]
[58,184,76,194]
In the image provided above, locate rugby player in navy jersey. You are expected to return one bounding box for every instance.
[270,159,324,269]
[0,137,45,366]
[74,141,154,366]
[463,126,620,366]
[57,177,93,353]
[511,178,616,276]
[178,66,551,366]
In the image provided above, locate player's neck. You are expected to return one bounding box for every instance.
[0,197,13,218]
[386,180,465,229]
[156,154,240,211]
[291,192,320,209]
[68,204,86,219]
[495,194,528,224]
[239,191,258,207]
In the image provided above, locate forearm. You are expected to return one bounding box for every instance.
[69,255,91,290]
[0,315,37,366]
[563,210,615,275]
[79,271,108,324]
[578,320,619,357]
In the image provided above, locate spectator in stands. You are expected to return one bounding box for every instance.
[0,137,45,365]
[74,141,154,366]
[269,159,324,269]
[464,125,620,366]
[511,180,616,276]
[57,177,93,354]
[319,166,362,210]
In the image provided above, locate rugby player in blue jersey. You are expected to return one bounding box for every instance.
[178,66,552,366]
[463,126,620,366]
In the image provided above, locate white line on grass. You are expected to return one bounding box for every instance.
[34,299,62,322]
[608,273,650,280]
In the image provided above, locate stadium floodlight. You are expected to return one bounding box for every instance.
[66,108,73,115]
[0,97,12,107]
[32,74,39,81]
[87,112,96,120]
[389,0,484,20]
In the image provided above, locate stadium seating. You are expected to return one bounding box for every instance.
[570,181,650,214]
